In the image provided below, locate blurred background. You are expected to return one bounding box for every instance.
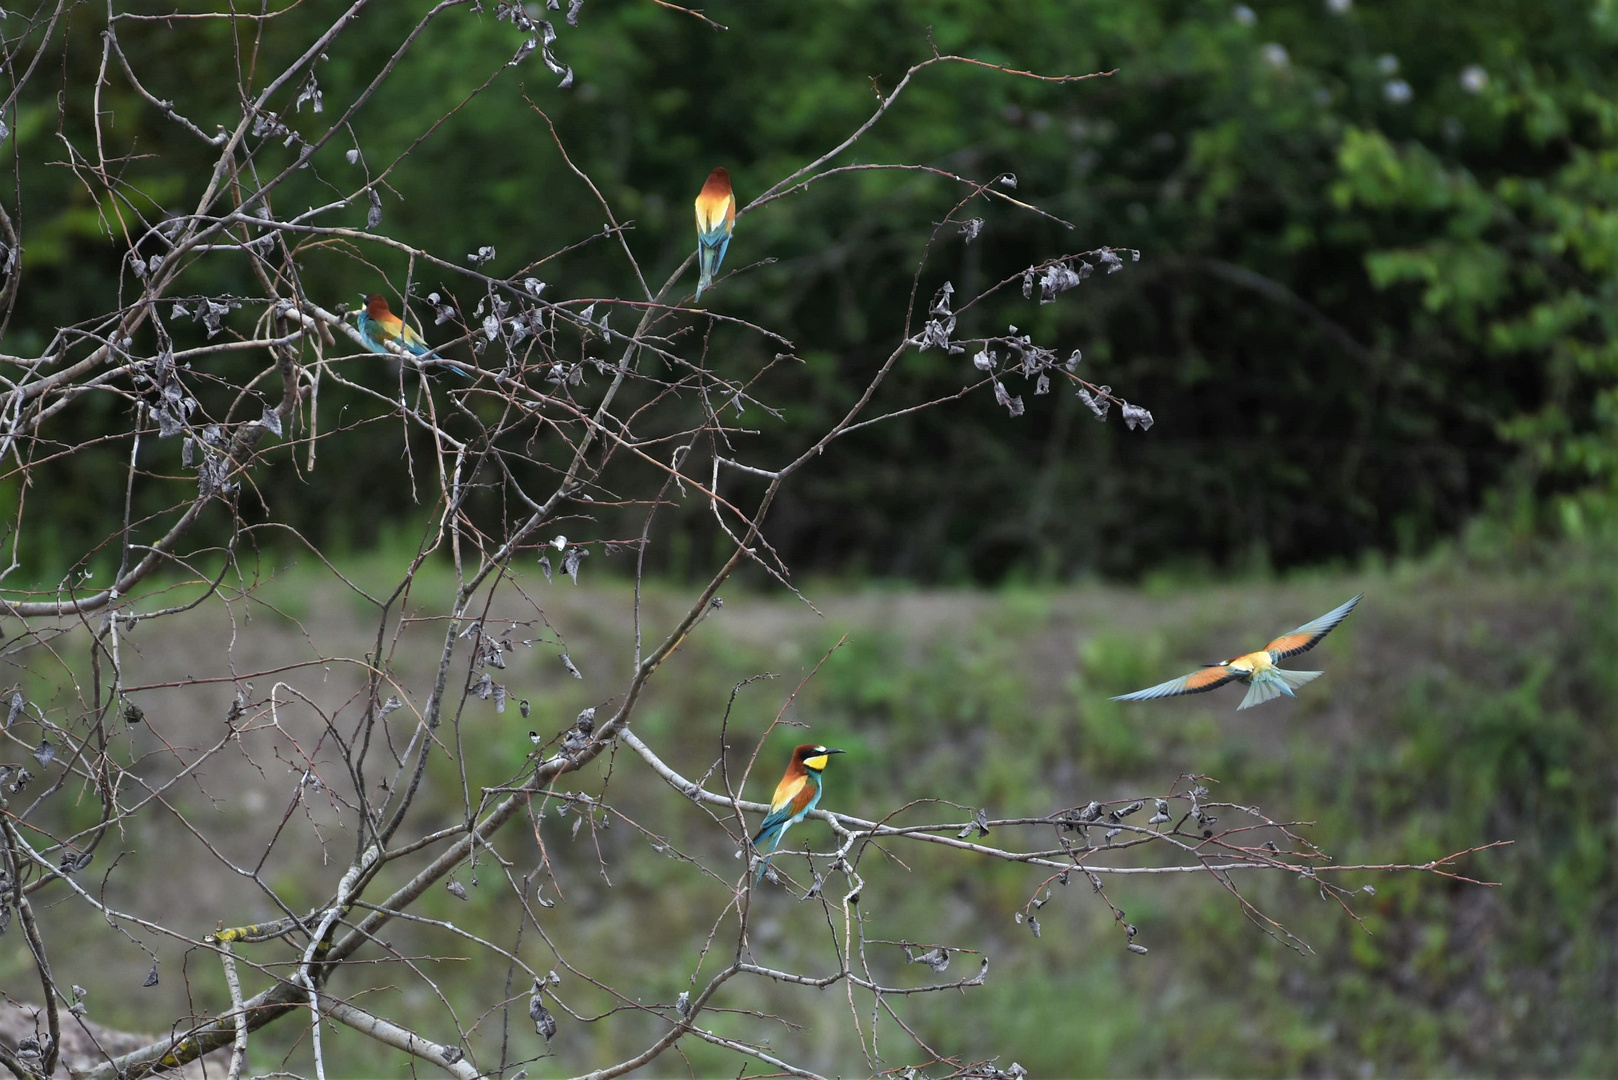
[1,0,1614,1075]
[16,0,1618,580]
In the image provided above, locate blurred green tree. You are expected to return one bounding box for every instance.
[8,0,1616,581]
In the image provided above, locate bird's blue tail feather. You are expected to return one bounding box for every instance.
[752,819,790,883]
[696,232,731,299]
[1237,668,1322,710]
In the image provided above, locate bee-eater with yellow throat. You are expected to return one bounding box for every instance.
[753,743,843,883]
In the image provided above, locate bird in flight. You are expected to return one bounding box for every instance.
[1111,594,1363,711]
[693,167,736,300]
[753,743,843,883]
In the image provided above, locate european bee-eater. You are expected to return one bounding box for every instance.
[753,743,843,882]
[1112,594,1363,711]
[693,167,736,300]
[356,293,466,376]
[357,294,435,357]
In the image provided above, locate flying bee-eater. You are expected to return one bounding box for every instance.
[693,167,736,300]
[356,293,467,376]
[1112,594,1363,711]
[752,743,843,883]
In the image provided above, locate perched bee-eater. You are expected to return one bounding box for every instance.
[752,743,843,882]
[693,167,736,300]
[356,293,465,376]
[357,293,434,357]
[1112,594,1363,711]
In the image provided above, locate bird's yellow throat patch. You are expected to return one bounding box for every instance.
[803,753,830,771]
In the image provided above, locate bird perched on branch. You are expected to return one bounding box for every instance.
[753,743,843,883]
[356,293,465,376]
[1111,594,1363,711]
[693,167,735,300]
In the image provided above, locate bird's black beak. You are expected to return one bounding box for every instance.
[824,747,846,755]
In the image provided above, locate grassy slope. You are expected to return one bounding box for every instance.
[1,549,1613,1077]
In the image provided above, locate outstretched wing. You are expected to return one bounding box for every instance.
[1264,593,1363,660]
[1111,665,1241,703]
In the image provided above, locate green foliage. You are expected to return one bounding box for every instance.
[540,557,1613,1072]
[7,1,1617,581]
[1333,35,1618,535]
[1,554,1612,1073]
[1072,631,1166,770]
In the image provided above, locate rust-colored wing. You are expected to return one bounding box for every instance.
[786,779,818,818]
[768,771,808,816]
[1111,664,1241,702]
[1263,594,1363,661]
